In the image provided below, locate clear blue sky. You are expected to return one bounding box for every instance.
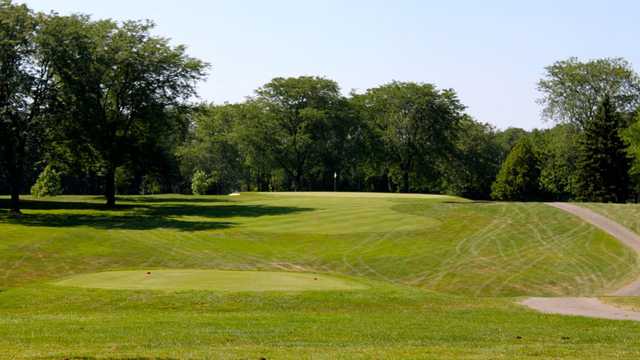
[22,0,640,130]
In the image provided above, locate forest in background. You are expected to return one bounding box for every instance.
[2,1,640,212]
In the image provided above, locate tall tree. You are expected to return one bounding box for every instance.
[233,101,278,191]
[126,105,193,194]
[307,93,362,191]
[538,57,640,128]
[353,81,464,193]
[0,1,50,214]
[575,96,630,203]
[245,76,345,191]
[491,137,542,201]
[177,104,246,195]
[494,127,529,160]
[623,112,640,200]
[442,117,502,199]
[536,124,580,200]
[38,15,207,206]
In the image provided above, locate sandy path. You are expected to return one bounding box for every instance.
[521,297,640,321]
[521,202,640,320]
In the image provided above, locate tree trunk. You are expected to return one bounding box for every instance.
[385,170,392,193]
[105,165,116,207]
[295,173,302,192]
[9,178,21,214]
[402,170,410,194]
[6,139,23,215]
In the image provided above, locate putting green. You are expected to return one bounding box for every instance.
[53,270,368,292]
[258,191,460,199]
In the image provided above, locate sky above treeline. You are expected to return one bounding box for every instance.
[22,0,640,130]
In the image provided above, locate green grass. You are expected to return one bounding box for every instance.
[582,202,640,235]
[5,284,640,359]
[260,191,456,199]
[1,193,640,358]
[54,269,367,291]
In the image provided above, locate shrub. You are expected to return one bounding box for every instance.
[191,170,210,195]
[31,165,62,198]
[140,175,162,195]
[491,138,541,201]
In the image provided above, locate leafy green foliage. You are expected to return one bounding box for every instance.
[37,15,208,206]
[491,138,542,201]
[191,170,210,195]
[494,127,529,160]
[30,165,61,198]
[575,96,630,203]
[441,118,502,199]
[114,166,134,195]
[0,1,50,212]
[2,0,638,206]
[535,125,579,200]
[139,175,161,195]
[242,76,348,191]
[352,81,465,193]
[623,112,640,198]
[177,104,245,194]
[538,57,640,128]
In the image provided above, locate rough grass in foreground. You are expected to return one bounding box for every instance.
[3,284,640,359]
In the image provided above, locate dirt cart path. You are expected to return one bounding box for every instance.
[521,203,640,320]
[521,297,640,321]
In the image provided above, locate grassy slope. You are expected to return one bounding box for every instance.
[1,194,634,296]
[1,194,640,358]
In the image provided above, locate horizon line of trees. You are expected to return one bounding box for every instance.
[2,1,640,214]
[492,58,640,203]
[178,77,501,198]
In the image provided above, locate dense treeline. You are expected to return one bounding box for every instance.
[167,78,505,198]
[492,58,640,203]
[2,1,640,213]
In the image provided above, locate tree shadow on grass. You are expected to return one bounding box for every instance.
[148,204,313,218]
[0,201,314,232]
[121,196,231,204]
[36,357,178,360]
[0,199,142,211]
[442,200,493,205]
[3,213,235,231]
[0,197,230,212]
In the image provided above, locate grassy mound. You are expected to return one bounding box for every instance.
[54,269,367,292]
[0,193,633,296]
